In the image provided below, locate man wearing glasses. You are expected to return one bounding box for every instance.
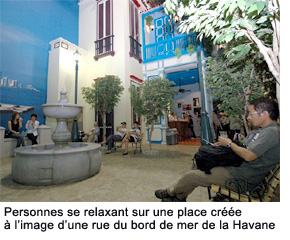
[155,97,280,202]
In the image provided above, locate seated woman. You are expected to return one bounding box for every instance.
[25,113,39,145]
[117,121,140,155]
[8,112,25,148]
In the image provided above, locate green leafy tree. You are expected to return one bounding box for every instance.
[164,0,280,102]
[206,53,270,134]
[129,77,177,150]
[81,75,124,141]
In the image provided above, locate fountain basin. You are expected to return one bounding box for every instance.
[12,143,101,185]
[42,103,82,119]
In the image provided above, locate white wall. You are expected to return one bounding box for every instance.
[79,0,144,132]
[46,38,93,133]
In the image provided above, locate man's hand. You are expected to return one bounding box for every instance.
[218,136,258,162]
[218,136,232,147]
[213,142,221,146]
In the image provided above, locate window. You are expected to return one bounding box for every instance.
[95,0,114,60]
[130,0,139,41]
[129,0,142,63]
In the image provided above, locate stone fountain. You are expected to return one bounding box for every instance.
[12,90,102,185]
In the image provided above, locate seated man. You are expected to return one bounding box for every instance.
[82,122,100,143]
[117,121,140,155]
[100,122,128,154]
[155,97,280,202]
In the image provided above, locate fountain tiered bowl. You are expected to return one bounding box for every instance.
[12,90,102,185]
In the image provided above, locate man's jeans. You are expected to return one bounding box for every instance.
[107,134,122,150]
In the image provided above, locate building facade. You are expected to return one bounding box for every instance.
[46,0,213,143]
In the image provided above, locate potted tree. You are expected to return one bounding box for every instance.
[82,75,124,141]
[129,77,176,151]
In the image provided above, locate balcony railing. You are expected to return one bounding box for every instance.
[94,35,115,61]
[143,32,196,63]
[129,36,142,63]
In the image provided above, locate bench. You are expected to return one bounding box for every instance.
[208,164,280,202]
[1,137,32,158]
[0,125,53,159]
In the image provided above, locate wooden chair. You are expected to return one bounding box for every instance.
[209,164,280,202]
[133,133,143,154]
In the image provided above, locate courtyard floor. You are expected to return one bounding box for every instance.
[0,143,212,202]
[0,143,280,202]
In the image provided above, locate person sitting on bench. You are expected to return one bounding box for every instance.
[100,122,128,154]
[82,122,100,143]
[154,97,280,202]
[117,121,140,155]
[8,112,25,148]
[25,113,39,145]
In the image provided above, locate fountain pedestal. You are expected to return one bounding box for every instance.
[12,90,102,185]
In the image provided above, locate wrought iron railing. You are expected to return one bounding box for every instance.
[129,36,142,63]
[143,32,196,63]
[94,35,115,60]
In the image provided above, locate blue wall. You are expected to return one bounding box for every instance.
[0,0,79,130]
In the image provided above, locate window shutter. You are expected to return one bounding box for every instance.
[98,2,104,54]
[135,6,139,40]
[105,0,111,51]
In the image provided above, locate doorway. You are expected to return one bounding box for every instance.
[96,110,114,142]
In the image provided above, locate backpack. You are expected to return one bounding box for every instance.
[193,140,245,174]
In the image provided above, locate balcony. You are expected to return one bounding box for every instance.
[94,35,115,61]
[143,32,196,63]
[129,36,142,63]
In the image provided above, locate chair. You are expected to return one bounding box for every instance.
[133,133,143,154]
[209,164,280,202]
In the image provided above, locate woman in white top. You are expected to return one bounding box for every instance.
[25,113,39,145]
[117,121,140,155]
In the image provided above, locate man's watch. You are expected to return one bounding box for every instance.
[227,141,232,148]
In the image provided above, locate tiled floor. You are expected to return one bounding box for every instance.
[0,143,211,202]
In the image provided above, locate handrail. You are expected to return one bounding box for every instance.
[94,35,115,43]
[143,32,196,63]
[129,36,142,63]
[95,35,115,60]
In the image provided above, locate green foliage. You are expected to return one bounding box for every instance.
[145,15,154,26]
[164,0,276,44]
[186,44,195,56]
[129,77,177,125]
[164,0,280,87]
[81,75,124,116]
[174,48,182,58]
[205,52,270,131]
[173,44,195,58]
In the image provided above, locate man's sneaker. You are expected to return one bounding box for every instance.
[155,189,170,199]
[161,196,186,202]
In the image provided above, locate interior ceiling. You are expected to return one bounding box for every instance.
[166,69,199,87]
